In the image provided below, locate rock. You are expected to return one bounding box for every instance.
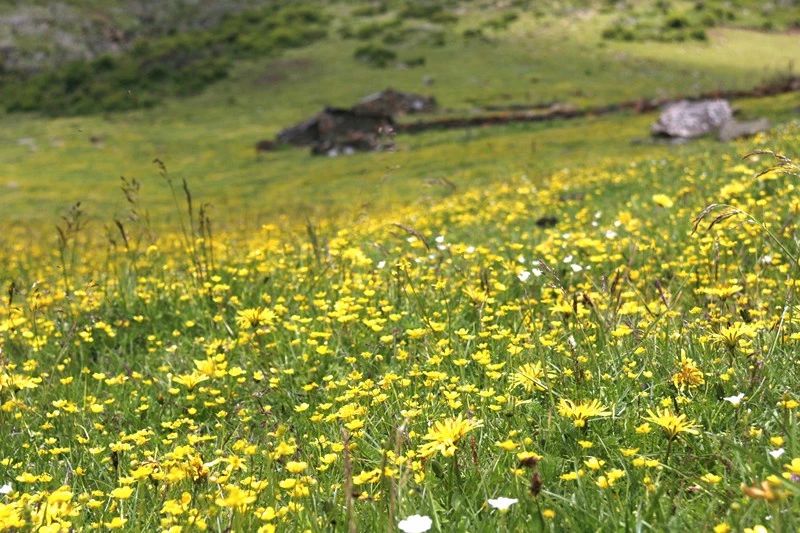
[254,139,277,153]
[717,118,770,142]
[277,107,395,155]
[351,88,437,116]
[651,99,733,139]
[535,216,558,228]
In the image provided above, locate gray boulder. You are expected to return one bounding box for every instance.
[717,118,770,142]
[651,99,733,139]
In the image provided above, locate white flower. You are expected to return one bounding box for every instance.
[377,260,386,269]
[723,393,745,406]
[570,264,583,273]
[605,230,617,239]
[531,268,543,277]
[487,496,518,510]
[435,235,445,244]
[398,514,432,533]
[769,448,785,459]
[0,483,11,495]
[517,270,531,283]
[563,255,573,264]
[466,246,476,254]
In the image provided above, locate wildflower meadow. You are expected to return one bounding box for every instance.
[1,123,800,531]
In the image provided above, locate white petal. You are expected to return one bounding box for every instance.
[769,448,785,459]
[398,515,433,533]
[517,270,531,283]
[0,483,11,495]
[723,393,744,406]
[488,497,519,510]
[531,268,543,277]
[570,264,583,273]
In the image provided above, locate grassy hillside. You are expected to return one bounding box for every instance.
[1,18,798,228]
[2,1,800,532]
[1,119,799,531]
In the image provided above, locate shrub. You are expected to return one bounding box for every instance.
[0,4,328,116]
[353,44,396,68]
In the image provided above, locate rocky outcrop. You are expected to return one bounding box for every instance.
[277,107,395,156]
[717,118,771,142]
[651,99,733,139]
[351,88,437,116]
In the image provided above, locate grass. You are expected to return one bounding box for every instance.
[1,118,800,531]
[1,16,799,228]
[2,4,800,531]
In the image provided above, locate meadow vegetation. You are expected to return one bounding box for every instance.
[1,1,800,531]
[2,120,800,532]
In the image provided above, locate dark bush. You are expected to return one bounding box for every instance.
[0,4,328,116]
[353,44,397,68]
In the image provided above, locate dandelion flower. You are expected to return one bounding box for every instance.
[652,194,674,208]
[643,408,700,439]
[510,362,550,393]
[417,415,482,458]
[557,399,612,428]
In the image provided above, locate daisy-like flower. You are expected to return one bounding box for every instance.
[398,514,432,533]
[709,322,758,351]
[557,399,612,428]
[417,415,482,458]
[643,408,700,439]
[510,362,551,393]
[487,497,518,510]
[723,393,745,406]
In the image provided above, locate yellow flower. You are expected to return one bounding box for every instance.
[285,461,308,474]
[709,322,758,351]
[510,362,551,392]
[236,307,275,329]
[782,457,800,479]
[173,371,209,390]
[557,399,612,428]
[418,415,482,458]
[109,486,133,500]
[215,484,256,510]
[652,194,674,208]
[643,408,700,439]
[104,517,128,529]
[700,473,722,484]
[584,457,605,470]
[672,356,705,390]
